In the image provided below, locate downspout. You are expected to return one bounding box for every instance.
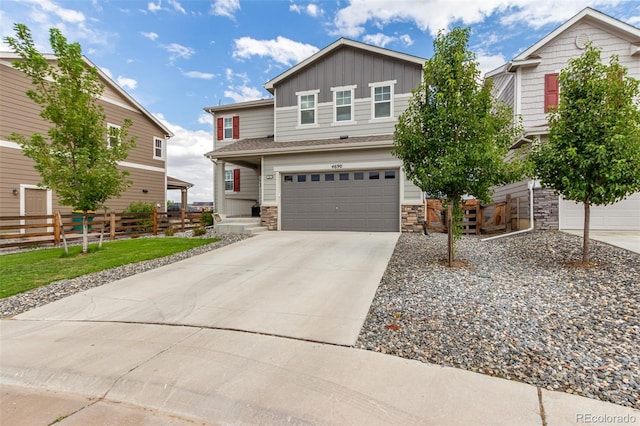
[481,180,537,241]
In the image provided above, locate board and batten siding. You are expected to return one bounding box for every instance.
[214,105,274,150]
[276,95,410,142]
[519,20,640,129]
[261,148,421,204]
[274,46,422,108]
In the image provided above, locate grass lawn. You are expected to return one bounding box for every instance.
[0,237,218,298]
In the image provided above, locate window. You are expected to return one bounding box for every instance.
[331,85,356,123]
[339,173,349,181]
[153,137,164,160]
[296,90,319,125]
[544,73,559,112]
[354,172,364,180]
[225,170,234,191]
[385,170,396,179]
[297,175,306,183]
[369,80,396,119]
[216,116,239,141]
[225,169,240,192]
[369,171,380,180]
[284,175,293,183]
[311,174,320,182]
[107,123,120,148]
[325,173,334,181]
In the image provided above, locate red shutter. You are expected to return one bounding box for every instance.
[232,116,240,139]
[216,117,223,141]
[233,169,240,192]
[544,73,559,112]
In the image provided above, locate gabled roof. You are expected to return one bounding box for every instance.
[0,51,173,137]
[263,38,426,93]
[510,7,640,68]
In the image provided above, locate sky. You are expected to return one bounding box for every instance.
[1,0,639,203]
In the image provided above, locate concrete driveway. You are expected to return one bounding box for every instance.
[16,231,399,346]
[562,230,640,254]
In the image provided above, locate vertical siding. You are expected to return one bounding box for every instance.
[520,21,640,129]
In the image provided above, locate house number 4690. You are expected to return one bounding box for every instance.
[331,164,343,169]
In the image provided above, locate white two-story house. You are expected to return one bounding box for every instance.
[205,38,426,232]
[488,7,640,231]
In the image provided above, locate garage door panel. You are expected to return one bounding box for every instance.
[281,170,399,231]
[560,192,640,230]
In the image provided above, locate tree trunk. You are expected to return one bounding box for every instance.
[583,201,590,264]
[447,203,454,267]
[82,212,88,254]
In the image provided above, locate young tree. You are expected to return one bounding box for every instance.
[394,27,521,266]
[4,24,136,253]
[531,43,640,264]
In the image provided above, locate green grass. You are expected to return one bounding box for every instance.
[0,237,218,298]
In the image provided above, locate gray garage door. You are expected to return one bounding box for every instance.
[281,170,399,231]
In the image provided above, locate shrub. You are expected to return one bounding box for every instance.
[200,210,213,226]
[123,201,155,232]
[192,226,206,237]
[165,226,175,236]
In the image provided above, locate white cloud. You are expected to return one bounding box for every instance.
[362,33,395,47]
[331,0,622,37]
[155,113,214,203]
[198,112,213,125]
[116,76,138,90]
[141,31,159,41]
[290,3,323,17]
[225,68,249,83]
[147,1,162,13]
[399,34,414,47]
[211,0,240,19]
[183,70,216,80]
[32,0,85,23]
[224,85,263,103]
[161,42,195,62]
[168,0,186,14]
[477,52,507,76]
[233,36,319,66]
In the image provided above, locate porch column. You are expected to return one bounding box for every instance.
[214,160,226,215]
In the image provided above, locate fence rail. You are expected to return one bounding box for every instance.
[0,209,204,250]
[426,195,519,235]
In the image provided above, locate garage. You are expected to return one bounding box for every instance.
[281,169,399,231]
[559,192,640,230]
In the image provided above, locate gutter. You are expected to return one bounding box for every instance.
[481,180,538,241]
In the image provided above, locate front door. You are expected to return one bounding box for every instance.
[25,188,47,234]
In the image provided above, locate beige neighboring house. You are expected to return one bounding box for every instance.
[488,7,640,231]
[205,38,427,232]
[0,52,174,218]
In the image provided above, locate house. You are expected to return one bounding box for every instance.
[0,52,174,218]
[204,38,426,232]
[488,7,640,231]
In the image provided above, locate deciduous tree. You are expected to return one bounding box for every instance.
[5,24,136,253]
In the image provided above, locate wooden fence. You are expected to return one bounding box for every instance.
[0,209,204,250]
[426,195,519,235]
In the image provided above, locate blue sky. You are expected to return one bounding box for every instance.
[1,0,638,202]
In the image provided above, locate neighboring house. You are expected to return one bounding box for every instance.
[488,7,640,231]
[204,38,426,232]
[0,52,174,218]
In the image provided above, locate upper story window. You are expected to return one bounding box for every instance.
[107,123,120,148]
[369,80,396,119]
[217,116,240,141]
[331,85,356,123]
[544,73,559,113]
[153,137,165,160]
[296,89,319,126]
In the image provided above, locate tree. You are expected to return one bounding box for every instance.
[531,43,640,264]
[4,24,136,253]
[394,27,521,266]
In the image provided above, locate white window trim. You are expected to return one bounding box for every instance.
[153,136,165,160]
[223,116,234,140]
[224,169,234,193]
[296,89,319,127]
[369,80,396,120]
[107,123,121,148]
[330,84,356,125]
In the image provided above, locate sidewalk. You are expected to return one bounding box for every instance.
[2,320,638,425]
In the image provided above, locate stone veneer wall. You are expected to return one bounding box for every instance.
[401,204,425,233]
[533,187,559,231]
[260,206,278,230]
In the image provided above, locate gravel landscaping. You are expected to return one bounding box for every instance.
[357,231,639,410]
[0,230,251,318]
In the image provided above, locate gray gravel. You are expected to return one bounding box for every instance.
[0,229,251,318]
[357,230,640,410]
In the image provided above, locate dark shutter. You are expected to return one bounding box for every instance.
[544,73,559,112]
[232,116,240,139]
[216,117,223,141]
[233,169,240,192]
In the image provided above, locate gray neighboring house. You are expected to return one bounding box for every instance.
[205,38,426,232]
[488,7,640,231]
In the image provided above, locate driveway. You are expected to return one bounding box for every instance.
[562,230,640,254]
[16,231,399,346]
